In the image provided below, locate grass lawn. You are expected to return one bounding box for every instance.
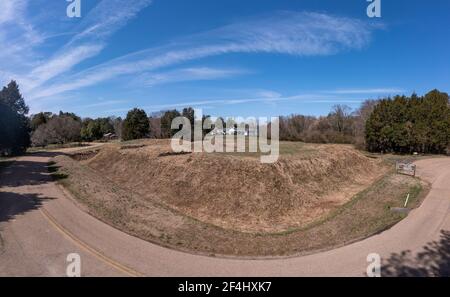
[364,151,444,163]
[27,142,91,153]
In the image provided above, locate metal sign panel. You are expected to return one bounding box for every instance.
[396,162,416,177]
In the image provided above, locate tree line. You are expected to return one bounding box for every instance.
[278,100,378,149]
[1,80,449,156]
[279,90,450,154]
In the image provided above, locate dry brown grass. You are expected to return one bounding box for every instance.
[83,139,388,233]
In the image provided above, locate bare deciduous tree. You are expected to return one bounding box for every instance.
[31,115,82,147]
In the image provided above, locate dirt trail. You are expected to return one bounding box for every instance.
[0,147,449,276]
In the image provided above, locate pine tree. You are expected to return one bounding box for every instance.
[122,108,150,141]
[0,81,29,115]
[160,109,181,138]
[0,81,30,155]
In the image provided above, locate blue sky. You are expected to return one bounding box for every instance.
[0,0,449,118]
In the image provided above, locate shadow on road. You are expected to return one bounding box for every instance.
[0,152,68,188]
[0,151,62,224]
[382,230,450,276]
[0,192,55,224]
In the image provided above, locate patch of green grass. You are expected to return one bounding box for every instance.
[27,142,89,153]
[403,183,423,208]
[278,142,313,155]
[47,161,69,181]
[211,139,322,159]
[261,171,427,237]
[363,152,444,165]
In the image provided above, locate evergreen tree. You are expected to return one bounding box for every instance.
[30,112,52,130]
[0,81,30,155]
[81,118,114,141]
[160,109,181,138]
[365,90,450,154]
[122,108,150,141]
[0,81,29,115]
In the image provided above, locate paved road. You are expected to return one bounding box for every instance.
[0,149,449,276]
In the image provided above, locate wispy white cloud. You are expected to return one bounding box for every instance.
[135,93,361,112]
[30,11,378,100]
[0,0,44,70]
[61,91,362,115]
[21,44,104,93]
[70,0,152,42]
[1,0,152,95]
[324,88,406,95]
[0,0,25,24]
[82,99,130,109]
[136,67,247,87]
[256,90,283,99]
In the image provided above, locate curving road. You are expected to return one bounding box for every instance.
[0,148,449,276]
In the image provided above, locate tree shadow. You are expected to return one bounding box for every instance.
[25,151,70,159]
[382,230,450,276]
[0,151,64,224]
[158,151,191,157]
[0,151,68,187]
[0,160,14,170]
[0,192,55,224]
